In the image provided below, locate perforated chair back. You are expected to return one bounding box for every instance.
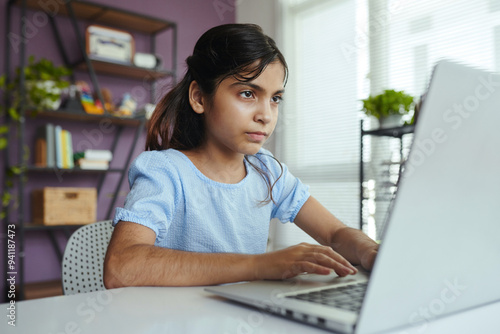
[62,220,114,295]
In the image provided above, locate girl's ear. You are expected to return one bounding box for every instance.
[189,81,205,114]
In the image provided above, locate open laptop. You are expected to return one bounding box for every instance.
[205,60,500,333]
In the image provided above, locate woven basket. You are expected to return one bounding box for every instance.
[32,187,97,225]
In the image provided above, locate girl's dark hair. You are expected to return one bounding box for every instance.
[146,23,287,204]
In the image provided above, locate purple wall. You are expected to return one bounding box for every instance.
[0,0,235,301]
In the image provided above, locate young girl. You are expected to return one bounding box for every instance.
[104,24,378,288]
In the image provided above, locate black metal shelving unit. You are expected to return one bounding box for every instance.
[359,120,415,235]
[2,0,177,300]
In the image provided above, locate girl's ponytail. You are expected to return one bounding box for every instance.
[145,71,205,151]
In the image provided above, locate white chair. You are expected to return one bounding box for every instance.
[62,220,114,295]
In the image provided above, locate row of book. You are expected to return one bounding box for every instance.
[74,149,113,170]
[34,124,113,170]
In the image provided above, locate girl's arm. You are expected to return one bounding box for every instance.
[294,196,379,271]
[104,219,359,288]
[104,221,254,288]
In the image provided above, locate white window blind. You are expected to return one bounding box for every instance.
[272,0,362,250]
[371,0,500,96]
[272,0,500,250]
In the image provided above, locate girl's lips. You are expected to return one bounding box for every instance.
[246,132,266,142]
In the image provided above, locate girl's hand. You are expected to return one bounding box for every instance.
[253,243,358,280]
[359,246,378,271]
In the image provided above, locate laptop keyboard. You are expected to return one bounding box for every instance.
[285,282,368,313]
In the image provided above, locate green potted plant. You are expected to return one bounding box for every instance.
[360,89,415,128]
[0,55,72,121]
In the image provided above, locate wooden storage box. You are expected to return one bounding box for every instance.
[32,187,97,225]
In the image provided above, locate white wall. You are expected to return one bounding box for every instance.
[236,0,279,39]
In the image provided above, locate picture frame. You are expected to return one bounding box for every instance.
[86,25,135,64]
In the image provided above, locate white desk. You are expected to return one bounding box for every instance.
[2,286,500,333]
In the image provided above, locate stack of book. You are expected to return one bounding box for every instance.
[34,124,74,169]
[73,149,113,170]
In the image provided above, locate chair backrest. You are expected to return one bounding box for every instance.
[62,220,114,295]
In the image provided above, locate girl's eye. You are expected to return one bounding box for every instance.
[240,91,254,98]
[272,95,283,104]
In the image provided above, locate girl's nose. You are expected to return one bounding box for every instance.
[255,102,272,124]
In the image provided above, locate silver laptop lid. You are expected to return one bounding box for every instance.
[356,60,500,333]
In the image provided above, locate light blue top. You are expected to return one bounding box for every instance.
[113,148,310,254]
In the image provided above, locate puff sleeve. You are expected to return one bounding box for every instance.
[113,151,180,244]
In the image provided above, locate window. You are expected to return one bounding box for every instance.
[272,0,362,250]
[371,0,500,95]
[272,0,500,250]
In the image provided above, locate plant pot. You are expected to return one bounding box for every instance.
[26,80,63,110]
[378,115,404,129]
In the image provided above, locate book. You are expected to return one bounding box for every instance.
[34,126,47,167]
[55,125,63,169]
[34,138,47,167]
[61,129,74,169]
[46,123,55,168]
[65,130,74,169]
[61,129,68,168]
[75,159,109,170]
[73,149,113,162]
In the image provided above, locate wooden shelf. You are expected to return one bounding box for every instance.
[15,0,175,34]
[22,280,63,300]
[24,166,124,173]
[14,224,86,231]
[34,109,145,126]
[362,124,415,138]
[75,58,174,81]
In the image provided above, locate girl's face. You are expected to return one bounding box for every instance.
[201,61,285,158]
